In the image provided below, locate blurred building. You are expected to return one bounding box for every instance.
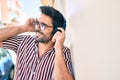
[41,0,55,7]
[0,0,21,24]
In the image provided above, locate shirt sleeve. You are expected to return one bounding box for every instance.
[2,35,25,53]
[63,47,75,79]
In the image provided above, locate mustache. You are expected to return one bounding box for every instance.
[35,30,44,35]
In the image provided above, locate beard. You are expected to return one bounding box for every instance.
[36,30,53,43]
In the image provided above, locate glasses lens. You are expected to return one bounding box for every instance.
[40,23,46,30]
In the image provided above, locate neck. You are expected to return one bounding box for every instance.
[38,41,54,57]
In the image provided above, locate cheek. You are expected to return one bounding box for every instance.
[46,32,52,38]
[45,28,53,35]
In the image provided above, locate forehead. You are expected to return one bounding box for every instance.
[38,14,52,24]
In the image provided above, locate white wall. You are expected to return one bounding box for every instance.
[65,0,120,80]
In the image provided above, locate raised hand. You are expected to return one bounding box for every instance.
[22,18,36,32]
[52,27,65,50]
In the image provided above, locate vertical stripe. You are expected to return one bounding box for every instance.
[3,35,74,80]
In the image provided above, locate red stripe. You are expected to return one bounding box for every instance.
[3,35,74,80]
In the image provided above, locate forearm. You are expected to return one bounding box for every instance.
[0,26,25,42]
[54,48,73,80]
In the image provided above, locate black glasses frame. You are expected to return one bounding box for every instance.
[33,20,53,31]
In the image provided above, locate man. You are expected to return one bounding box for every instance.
[0,6,74,80]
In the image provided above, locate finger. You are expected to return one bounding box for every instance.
[28,18,34,23]
[56,29,62,33]
[57,27,65,34]
[52,31,61,39]
[52,36,56,42]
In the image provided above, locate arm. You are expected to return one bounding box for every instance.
[52,28,74,80]
[0,27,23,47]
[0,26,24,42]
[0,18,35,47]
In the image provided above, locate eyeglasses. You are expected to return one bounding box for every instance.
[33,20,53,31]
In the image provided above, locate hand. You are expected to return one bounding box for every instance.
[22,18,35,32]
[52,28,65,50]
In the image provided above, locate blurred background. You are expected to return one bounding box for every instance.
[0,0,120,80]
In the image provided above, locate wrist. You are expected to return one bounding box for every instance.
[55,45,63,51]
[55,46,63,56]
[18,25,27,33]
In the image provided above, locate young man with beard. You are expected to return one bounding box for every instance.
[0,6,74,80]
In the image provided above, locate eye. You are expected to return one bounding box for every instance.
[40,23,46,30]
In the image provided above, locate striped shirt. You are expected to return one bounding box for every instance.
[3,35,74,80]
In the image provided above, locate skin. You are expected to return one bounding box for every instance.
[0,14,74,80]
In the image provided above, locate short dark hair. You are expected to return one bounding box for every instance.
[40,6,66,34]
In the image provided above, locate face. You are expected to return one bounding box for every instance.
[35,14,53,43]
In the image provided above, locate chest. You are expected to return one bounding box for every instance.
[16,44,55,80]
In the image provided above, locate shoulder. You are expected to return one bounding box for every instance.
[62,46,71,55]
[17,34,35,40]
[62,46,72,61]
[63,46,70,52]
[20,35,36,43]
[12,35,36,44]
[8,35,34,40]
